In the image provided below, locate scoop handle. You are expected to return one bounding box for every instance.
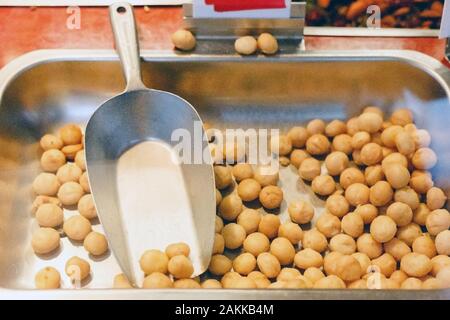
[110,2,145,91]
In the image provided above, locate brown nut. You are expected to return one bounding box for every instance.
[386,202,413,227]
[340,168,365,189]
[345,183,370,206]
[306,134,330,156]
[369,181,393,207]
[172,29,196,51]
[311,175,336,196]
[259,185,283,209]
[288,200,314,224]
[325,151,349,176]
[287,126,309,148]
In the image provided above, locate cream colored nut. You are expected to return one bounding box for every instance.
[171,29,196,51]
[237,178,261,202]
[381,125,404,148]
[233,252,257,275]
[63,215,92,241]
[139,249,169,275]
[288,200,314,224]
[356,233,382,259]
[340,167,365,189]
[365,165,384,187]
[311,175,336,196]
[412,148,437,170]
[212,233,225,254]
[31,227,60,254]
[313,275,346,289]
[243,232,270,257]
[221,272,243,288]
[412,234,436,258]
[341,211,364,238]
[358,112,383,133]
[201,279,222,289]
[325,194,349,218]
[35,267,61,289]
[75,150,86,171]
[173,279,201,289]
[355,204,378,224]
[57,181,84,206]
[290,149,310,168]
[397,223,422,247]
[258,214,280,239]
[209,254,232,276]
[372,253,397,277]
[394,187,420,210]
[237,208,261,234]
[287,126,309,148]
[278,222,303,245]
[219,193,243,221]
[316,213,341,238]
[77,194,97,220]
[303,267,325,284]
[36,203,64,228]
[369,181,393,207]
[431,255,450,277]
[422,277,441,289]
[306,134,330,155]
[257,252,281,278]
[302,229,328,253]
[347,279,368,289]
[413,203,430,226]
[270,237,295,266]
[215,216,224,233]
[382,152,408,170]
[59,124,82,145]
[325,151,349,176]
[435,230,450,256]
[214,165,232,190]
[298,157,321,181]
[345,183,370,206]
[306,119,326,135]
[412,129,431,149]
[253,165,279,186]
[143,272,173,288]
[277,268,301,281]
[352,252,371,277]
[409,173,433,194]
[370,215,397,243]
[401,277,423,289]
[323,251,343,275]
[61,144,83,161]
[41,149,66,172]
[257,33,278,55]
[215,189,222,206]
[168,255,194,279]
[384,164,410,189]
[270,134,292,156]
[346,117,359,136]
[234,36,257,55]
[40,134,63,151]
[232,163,253,182]
[259,185,283,209]
[363,106,384,117]
[360,143,383,166]
[384,238,411,261]
[56,163,82,184]
[386,202,413,227]
[31,195,62,215]
[329,234,356,255]
[400,252,432,278]
[426,187,447,210]
[332,134,353,155]
[390,108,413,126]
[390,270,408,284]
[334,255,362,282]
[222,223,246,249]
[83,231,108,256]
[395,131,415,156]
[65,256,90,281]
[79,172,90,193]
[426,209,450,236]
[436,266,450,288]
[325,120,347,137]
[294,248,323,269]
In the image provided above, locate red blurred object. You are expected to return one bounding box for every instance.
[206,0,286,12]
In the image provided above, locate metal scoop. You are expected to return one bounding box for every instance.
[84,2,215,286]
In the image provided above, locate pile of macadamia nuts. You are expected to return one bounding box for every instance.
[33,124,109,289]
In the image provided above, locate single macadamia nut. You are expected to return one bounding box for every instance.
[384,164,410,189]
[257,252,281,278]
[357,233,382,259]
[168,255,194,279]
[57,181,84,206]
[270,237,295,265]
[212,233,225,255]
[294,248,323,269]
[372,253,397,277]
[143,272,173,288]
[83,231,108,256]
[306,134,330,155]
[302,229,328,253]
[426,209,450,236]
[365,165,384,187]
[351,131,371,149]
[173,279,201,289]
[222,223,246,249]
[340,167,365,189]
[35,203,64,228]
[329,234,356,255]
[232,163,253,182]
[326,194,349,218]
[426,187,447,210]
[335,255,362,281]
[386,202,413,227]
[258,214,281,239]
[243,232,270,257]
[237,178,261,202]
[35,267,60,289]
[435,230,450,255]
[290,149,310,168]
[332,134,353,155]
[270,135,292,156]
[201,279,222,289]
[325,120,347,137]
[77,194,97,220]
[65,256,90,281]
[307,119,326,135]
[360,143,383,166]
[278,222,303,245]
[209,254,232,276]
[345,183,370,206]
[259,185,283,209]
[355,204,378,224]
[312,175,336,196]
[214,165,232,190]
[63,215,92,241]
[325,151,349,176]
[219,193,243,221]
[171,29,196,51]
[31,227,60,254]
[341,211,364,238]
[369,181,393,207]
[397,223,422,247]
[233,253,257,275]
[79,172,90,193]
[384,238,411,261]
[33,173,60,196]
[316,213,341,238]
[288,200,314,224]
[59,124,82,145]
[412,148,437,170]
[299,157,321,181]
[56,163,82,184]
[253,166,279,187]
[412,235,436,258]
[41,149,66,173]
[391,108,413,126]
[40,134,63,151]
[139,249,169,275]
[288,126,309,148]
[400,252,432,278]
[358,112,383,133]
[234,36,257,55]
[370,215,397,243]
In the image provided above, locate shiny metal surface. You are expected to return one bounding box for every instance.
[0,48,450,299]
[85,3,215,285]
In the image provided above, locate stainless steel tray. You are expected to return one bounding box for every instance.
[0,49,450,299]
